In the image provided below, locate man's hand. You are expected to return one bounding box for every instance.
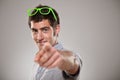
[34,42,79,74]
[34,42,61,68]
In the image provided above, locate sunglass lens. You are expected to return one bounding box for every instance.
[28,8,38,16]
[40,8,50,14]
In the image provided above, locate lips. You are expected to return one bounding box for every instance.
[37,41,47,46]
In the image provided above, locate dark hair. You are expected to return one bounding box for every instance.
[28,4,60,28]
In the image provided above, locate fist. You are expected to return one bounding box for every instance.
[34,42,62,69]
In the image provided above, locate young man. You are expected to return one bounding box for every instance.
[27,4,82,80]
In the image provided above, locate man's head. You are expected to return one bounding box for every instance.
[28,4,60,50]
[28,4,60,29]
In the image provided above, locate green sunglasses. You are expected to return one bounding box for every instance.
[27,7,57,21]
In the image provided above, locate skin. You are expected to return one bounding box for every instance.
[30,19,79,74]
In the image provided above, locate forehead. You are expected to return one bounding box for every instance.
[30,19,51,29]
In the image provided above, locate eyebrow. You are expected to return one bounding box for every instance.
[31,26,50,31]
[31,28,37,32]
[41,26,50,30]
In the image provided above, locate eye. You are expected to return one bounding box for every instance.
[42,27,49,33]
[31,28,38,33]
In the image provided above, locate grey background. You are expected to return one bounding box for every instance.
[0,0,120,80]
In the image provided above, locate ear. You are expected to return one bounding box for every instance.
[55,25,60,36]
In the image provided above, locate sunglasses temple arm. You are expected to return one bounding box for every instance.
[51,10,57,21]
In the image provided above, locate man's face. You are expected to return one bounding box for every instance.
[30,19,60,50]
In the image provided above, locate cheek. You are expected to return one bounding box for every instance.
[44,34,50,39]
[31,33,37,41]
[44,33,54,40]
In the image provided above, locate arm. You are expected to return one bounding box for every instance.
[57,50,80,74]
[34,43,82,79]
[58,50,82,80]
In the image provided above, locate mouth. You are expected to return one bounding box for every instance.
[36,41,47,46]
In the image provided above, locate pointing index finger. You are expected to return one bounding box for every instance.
[34,49,45,62]
[34,42,52,62]
[42,42,52,52]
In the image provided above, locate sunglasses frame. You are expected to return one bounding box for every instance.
[27,7,57,21]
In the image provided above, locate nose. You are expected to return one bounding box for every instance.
[37,31,43,40]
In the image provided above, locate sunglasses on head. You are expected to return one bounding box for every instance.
[27,7,57,21]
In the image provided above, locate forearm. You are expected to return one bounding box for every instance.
[58,50,80,75]
[62,51,82,80]
[65,56,79,75]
